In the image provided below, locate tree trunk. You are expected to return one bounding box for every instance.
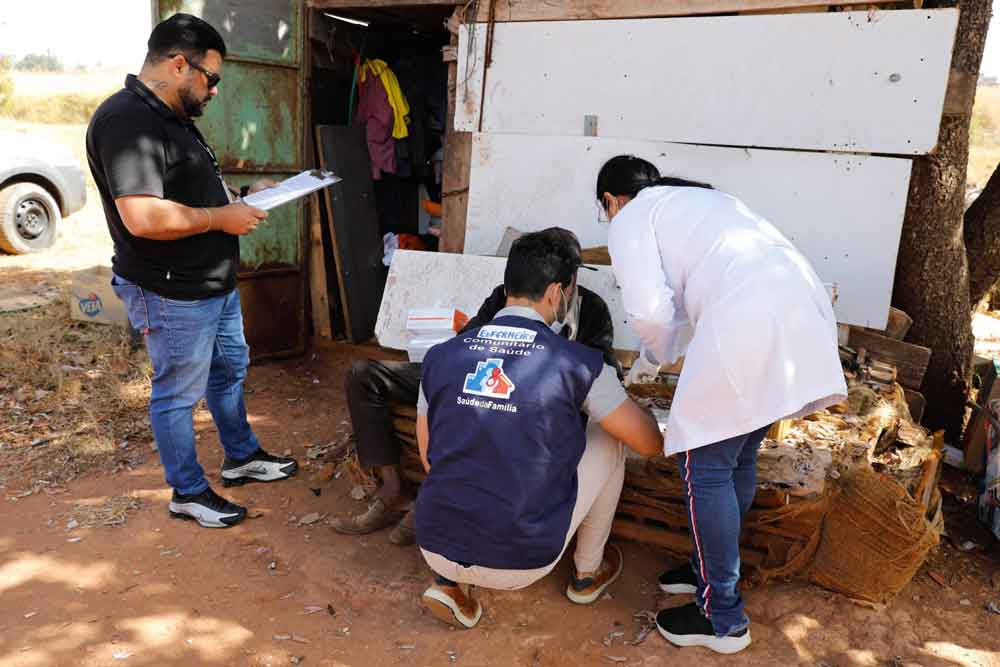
[891,0,991,440]
[965,161,1000,305]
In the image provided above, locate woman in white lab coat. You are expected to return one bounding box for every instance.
[598,155,846,655]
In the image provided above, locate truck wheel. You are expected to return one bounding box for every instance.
[0,182,61,254]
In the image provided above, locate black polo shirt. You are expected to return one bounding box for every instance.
[86,75,238,300]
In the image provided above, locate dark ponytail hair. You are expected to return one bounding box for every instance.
[596,155,713,204]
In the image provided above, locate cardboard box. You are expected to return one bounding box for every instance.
[68,266,129,327]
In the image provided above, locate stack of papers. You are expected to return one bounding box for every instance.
[242,169,342,211]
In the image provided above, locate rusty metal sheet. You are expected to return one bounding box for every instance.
[159,0,300,65]
[227,175,302,272]
[197,62,300,170]
[157,0,306,360]
[238,271,305,360]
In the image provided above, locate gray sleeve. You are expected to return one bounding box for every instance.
[417,383,429,416]
[582,364,628,422]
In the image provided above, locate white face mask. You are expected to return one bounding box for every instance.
[550,285,574,334]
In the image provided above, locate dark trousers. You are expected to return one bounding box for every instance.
[679,425,769,637]
[346,359,422,468]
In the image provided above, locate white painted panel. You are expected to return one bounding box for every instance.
[375,250,641,352]
[463,133,913,329]
[456,9,957,154]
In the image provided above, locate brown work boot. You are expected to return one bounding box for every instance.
[330,497,404,535]
[388,508,416,546]
[565,544,624,605]
[422,580,482,629]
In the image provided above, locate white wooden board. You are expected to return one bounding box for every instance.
[375,250,641,351]
[456,9,957,155]
[463,133,913,329]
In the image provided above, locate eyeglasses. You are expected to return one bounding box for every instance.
[170,53,221,88]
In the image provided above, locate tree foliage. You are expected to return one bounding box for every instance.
[0,56,13,111]
[14,52,64,72]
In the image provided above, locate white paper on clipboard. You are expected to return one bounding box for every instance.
[242,169,342,211]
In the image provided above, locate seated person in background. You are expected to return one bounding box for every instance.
[331,228,621,545]
[414,230,664,629]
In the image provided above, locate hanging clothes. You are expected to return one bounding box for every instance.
[359,59,410,140]
[355,72,396,180]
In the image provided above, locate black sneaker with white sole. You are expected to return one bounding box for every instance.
[169,487,247,528]
[221,448,298,487]
[658,562,698,594]
[656,603,751,655]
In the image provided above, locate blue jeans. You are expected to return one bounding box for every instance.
[111,274,260,495]
[678,425,769,637]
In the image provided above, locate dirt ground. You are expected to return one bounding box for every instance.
[2,346,1000,667]
[3,122,1000,666]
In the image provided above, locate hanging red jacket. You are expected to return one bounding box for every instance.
[355,72,396,180]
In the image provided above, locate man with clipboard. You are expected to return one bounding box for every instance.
[86,13,297,528]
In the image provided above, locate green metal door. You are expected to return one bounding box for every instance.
[155,0,306,360]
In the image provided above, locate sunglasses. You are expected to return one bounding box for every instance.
[170,53,221,88]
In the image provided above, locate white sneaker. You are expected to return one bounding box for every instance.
[656,603,751,655]
[221,448,297,486]
[168,487,246,528]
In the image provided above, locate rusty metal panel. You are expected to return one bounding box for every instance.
[158,0,300,65]
[156,0,306,360]
[238,271,305,360]
[227,175,302,271]
[198,62,300,171]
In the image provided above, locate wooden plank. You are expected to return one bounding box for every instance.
[884,307,914,340]
[306,0,465,10]
[861,306,912,340]
[315,125,387,344]
[375,250,642,351]
[767,420,792,442]
[307,193,333,339]
[611,519,766,567]
[441,132,472,253]
[456,10,958,155]
[581,246,611,266]
[903,388,926,423]
[440,16,470,255]
[470,0,898,21]
[309,0,459,7]
[465,132,912,328]
[847,327,932,390]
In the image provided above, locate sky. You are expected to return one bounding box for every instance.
[1,1,1000,75]
[0,1,152,70]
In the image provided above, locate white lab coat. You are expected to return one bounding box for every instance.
[608,186,847,455]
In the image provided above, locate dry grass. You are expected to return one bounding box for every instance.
[11,71,126,97]
[0,298,152,497]
[0,71,120,125]
[2,92,107,125]
[68,492,144,528]
[969,86,1000,189]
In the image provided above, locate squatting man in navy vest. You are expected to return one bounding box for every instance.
[413,231,664,629]
[330,227,622,545]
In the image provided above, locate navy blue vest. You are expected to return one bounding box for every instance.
[415,315,605,569]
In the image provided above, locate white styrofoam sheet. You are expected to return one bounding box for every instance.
[375,250,641,352]
[463,133,913,329]
[456,10,957,155]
